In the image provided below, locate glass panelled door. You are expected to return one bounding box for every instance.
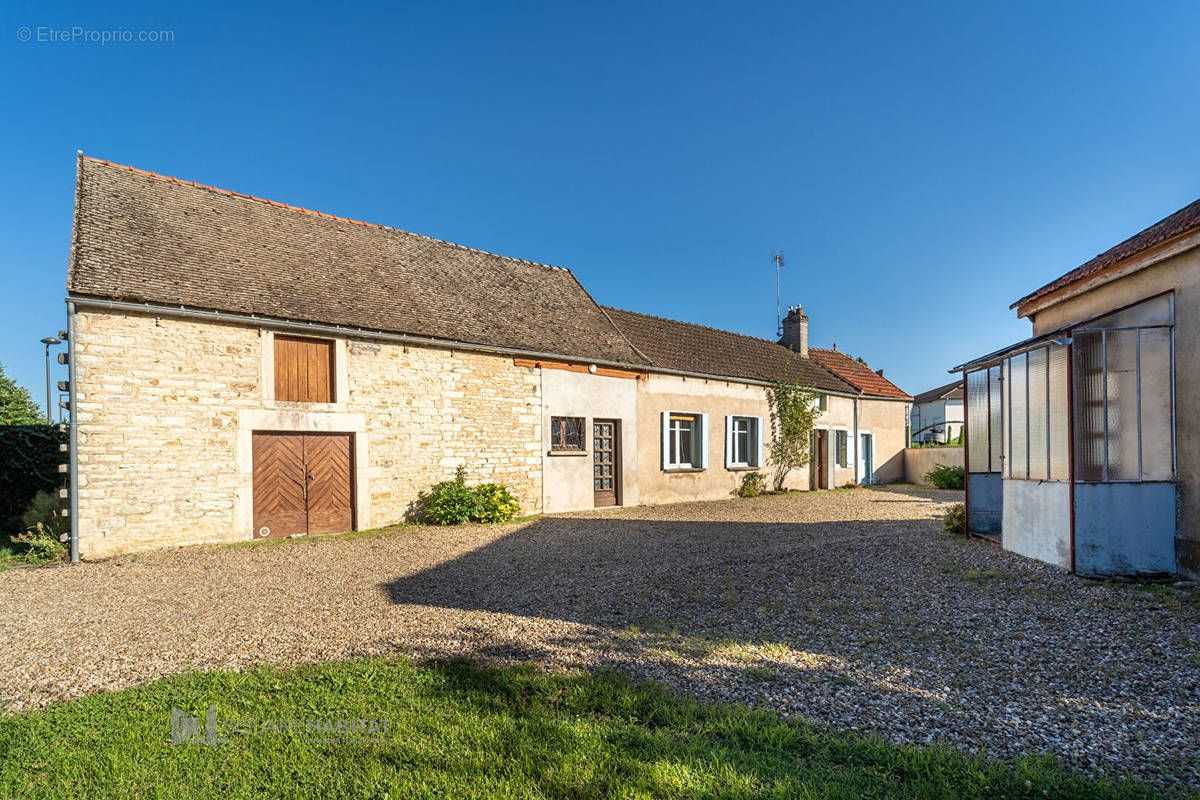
[593,420,619,507]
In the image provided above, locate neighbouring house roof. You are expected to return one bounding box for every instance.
[912,380,963,404]
[1012,196,1200,313]
[808,348,912,400]
[68,156,646,365]
[601,307,857,394]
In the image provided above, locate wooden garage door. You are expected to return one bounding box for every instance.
[253,432,354,538]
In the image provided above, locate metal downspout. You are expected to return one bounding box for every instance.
[853,395,860,484]
[961,372,969,531]
[67,300,79,564]
[1066,343,1076,573]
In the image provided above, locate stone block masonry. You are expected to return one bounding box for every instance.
[74,309,542,558]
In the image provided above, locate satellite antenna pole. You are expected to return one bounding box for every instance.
[773,251,785,337]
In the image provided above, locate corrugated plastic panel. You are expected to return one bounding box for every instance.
[1048,344,1070,480]
[1028,347,1048,481]
[966,370,989,472]
[1008,353,1027,480]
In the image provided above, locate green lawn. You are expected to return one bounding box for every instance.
[0,659,1179,799]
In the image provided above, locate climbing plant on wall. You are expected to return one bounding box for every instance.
[766,368,822,492]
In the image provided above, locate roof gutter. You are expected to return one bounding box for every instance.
[67,296,876,401]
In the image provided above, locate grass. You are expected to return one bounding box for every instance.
[962,568,1010,585]
[0,658,1179,800]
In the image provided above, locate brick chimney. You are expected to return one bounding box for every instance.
[779,305,809,357]
[875,368,884,378]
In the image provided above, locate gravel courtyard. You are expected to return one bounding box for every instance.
[2,486,1198,787]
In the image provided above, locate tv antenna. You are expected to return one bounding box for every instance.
[773,251,785,337]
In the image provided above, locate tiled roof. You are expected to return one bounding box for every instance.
[68,156,645,364]
[1013,196,1200,312]
[601,307,855,393]
[912,380,962,404]
[809,348,911,400]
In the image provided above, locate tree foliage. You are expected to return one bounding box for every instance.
[766,369,823,492]
[0,362,44,426]
[0,425,67,532]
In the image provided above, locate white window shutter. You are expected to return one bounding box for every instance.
[754,416,765,468]
[845,430,854,470]
[724,416,733,469]
[698,413,709,469]
[661,411,671,469]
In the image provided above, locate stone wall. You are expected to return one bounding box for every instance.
[74,309,541,558]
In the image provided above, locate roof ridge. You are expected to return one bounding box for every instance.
[604,305,861,394]
[80,155,571,273]
[603,305,790,350]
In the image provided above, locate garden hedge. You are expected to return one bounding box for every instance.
[0,424,67,533]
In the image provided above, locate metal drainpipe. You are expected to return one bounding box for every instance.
[853,395,860,484]
[67,300,79,564]
[961,372,969,531]
[1066,343,1076,573]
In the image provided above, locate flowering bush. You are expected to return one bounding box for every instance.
[12,524,67,563]
[767,369,822,492]
[473,483,520,523]
[421,467,520,525]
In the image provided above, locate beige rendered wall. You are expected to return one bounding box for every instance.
[859,397,909,484]
[73,310,541,558]
[633,376,876,503]
[636,374,781,504]
[818,394,859,489]
[541,369,640,512]
[1027,250,1199,577]
[903,446,964,485]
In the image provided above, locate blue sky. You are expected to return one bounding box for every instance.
[3,1,1200,413]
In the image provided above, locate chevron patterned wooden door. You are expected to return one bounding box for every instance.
[304,433,354,534]
[252,433,307,538]
[252,432,354,538]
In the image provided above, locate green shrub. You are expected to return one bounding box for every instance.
[943,503,967,535]
[424,467,482,525]
[421,468,521,525]
[924,464,965,490]
[0,425,67,534]
[737,472,767,498]
[22,490,67,539]
[9,491,69,562]
[473,483,520,523]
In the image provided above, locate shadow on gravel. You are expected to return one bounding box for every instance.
[383,517,946,635]
[379,510,1200,789]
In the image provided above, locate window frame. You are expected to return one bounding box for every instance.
[549,416,586,453]
[834,429,848,468]
[273,334,336,404]
[1073,324,1175,483]
[662,411,708,471]
[725,415,762,469]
